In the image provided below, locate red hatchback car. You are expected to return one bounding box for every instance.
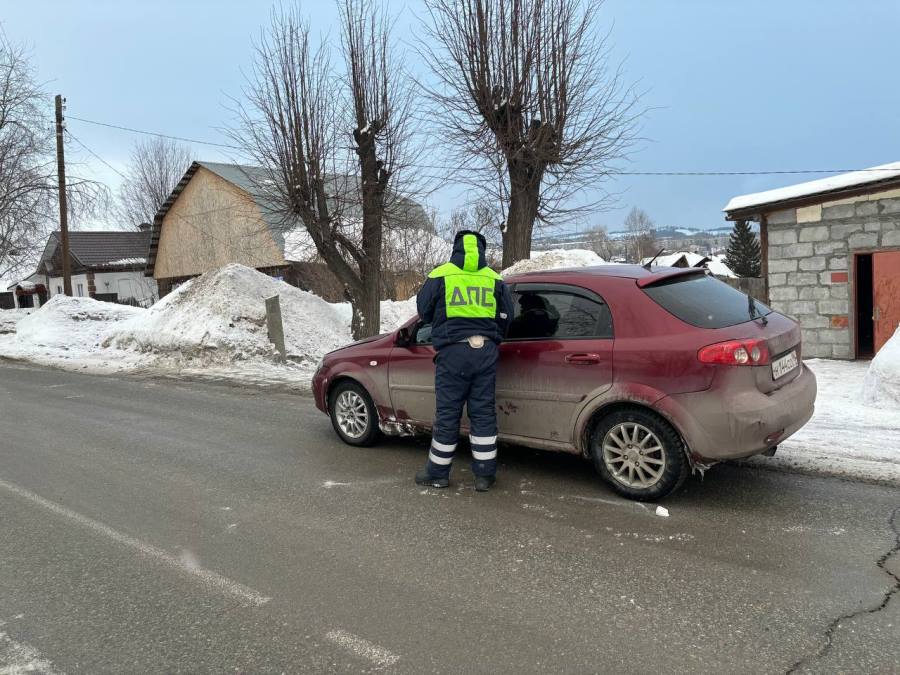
[313,265,817,500]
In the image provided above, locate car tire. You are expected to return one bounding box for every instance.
[329,380,381,447]
[590,407,688,501]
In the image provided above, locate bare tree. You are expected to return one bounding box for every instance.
[622,206,656,262]
[229,2,416,338]
[117,137,191,229]
[420,0,642,268]
[586,224,613,260]
[446,198,504,252]
[0,36,106,281]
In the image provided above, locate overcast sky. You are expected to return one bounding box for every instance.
[4,0,899,232]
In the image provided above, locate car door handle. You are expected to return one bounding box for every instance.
[565,353,602,364]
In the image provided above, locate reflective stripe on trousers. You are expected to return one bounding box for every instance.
[425,341,499,478]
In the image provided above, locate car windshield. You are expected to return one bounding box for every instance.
[642,273,772,329]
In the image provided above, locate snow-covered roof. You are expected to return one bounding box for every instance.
[107,257,147,266]
[724,161,900,214]
[706,255,736,278]
[638,251,736,278]
[640,252,709,268]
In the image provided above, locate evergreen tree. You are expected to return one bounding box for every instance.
[724,220,761,277]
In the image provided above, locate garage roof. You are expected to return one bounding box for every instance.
[724,161,900,217]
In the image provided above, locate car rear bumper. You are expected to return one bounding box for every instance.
[658,363,817,463]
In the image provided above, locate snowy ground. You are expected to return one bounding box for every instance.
[744,358,900,485]
[0,308,30,334]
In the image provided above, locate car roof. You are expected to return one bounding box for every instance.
[504,264,662,283]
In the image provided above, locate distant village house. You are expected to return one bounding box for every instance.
[4,229,157,309]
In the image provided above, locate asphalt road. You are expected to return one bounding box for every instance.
[0,362,898,674]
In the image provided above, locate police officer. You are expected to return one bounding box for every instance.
[414,230,514,492]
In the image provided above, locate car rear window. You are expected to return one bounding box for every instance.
[642,274,772,329]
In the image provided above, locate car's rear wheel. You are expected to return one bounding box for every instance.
[329,380,381,447]
[590,407,688,501]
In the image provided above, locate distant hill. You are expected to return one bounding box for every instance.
[535,222,757,247]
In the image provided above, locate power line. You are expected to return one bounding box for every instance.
[67,115,241,150]
[65,129,128,180]
[65,114,899,177]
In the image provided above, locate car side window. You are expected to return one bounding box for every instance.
[415,322,433,345]
[506,288,613,340]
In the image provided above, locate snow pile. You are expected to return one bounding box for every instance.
[502,249,607,276]
[16,296,142,350]
[745,358,900,485]
[863,325,900,408]
[0,309,31,334]
[377,297,418,332]
[105,263,350,368]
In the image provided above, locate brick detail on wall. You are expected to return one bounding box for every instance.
[86,270,96,297]
[830,271,849,283]
[830,315,849,329]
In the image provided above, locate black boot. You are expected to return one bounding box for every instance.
[415,468,449,488]
[474,475,496,492]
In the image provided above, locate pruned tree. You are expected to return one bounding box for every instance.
[117,137,191,229]
[229,1,416,338]
[725,220,761,277]
[0,36,106,281]
[420,0,642,268]
[623,206,656,262]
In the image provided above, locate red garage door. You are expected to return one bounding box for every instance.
[873,250,900,353]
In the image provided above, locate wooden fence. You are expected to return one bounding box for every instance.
[716,275,767,302]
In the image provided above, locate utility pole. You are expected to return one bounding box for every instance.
[55,94,72,296]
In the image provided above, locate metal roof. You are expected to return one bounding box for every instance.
[37,230,150,272]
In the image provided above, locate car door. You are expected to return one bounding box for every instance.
[387,322,437,426]
[496,283,614,446]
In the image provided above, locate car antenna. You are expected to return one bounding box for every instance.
[642,248,666,271]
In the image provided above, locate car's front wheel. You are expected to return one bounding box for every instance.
[329,380,381,447]
[590,407,688,501]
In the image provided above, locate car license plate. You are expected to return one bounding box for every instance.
[772,350,799,380]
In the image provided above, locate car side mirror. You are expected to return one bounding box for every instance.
[396,326,412,347]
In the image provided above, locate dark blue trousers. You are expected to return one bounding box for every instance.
[425,341,499,478]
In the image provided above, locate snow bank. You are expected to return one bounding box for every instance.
[502,249,607,276]
[105,263,350,368]
[377,297,418,332]
[746,358,900,485]
[863,325,900,409]
[0,264,417,387]
[0,309,31,334]
[17,296,142,349]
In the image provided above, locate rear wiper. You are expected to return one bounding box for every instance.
[748,295,768,326]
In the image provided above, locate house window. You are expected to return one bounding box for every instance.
[77,283,84,297]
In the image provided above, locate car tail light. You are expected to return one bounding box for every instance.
[698,338,771,366]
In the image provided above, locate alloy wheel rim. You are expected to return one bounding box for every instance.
[601,422,666,488]
[335,391,369,439]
